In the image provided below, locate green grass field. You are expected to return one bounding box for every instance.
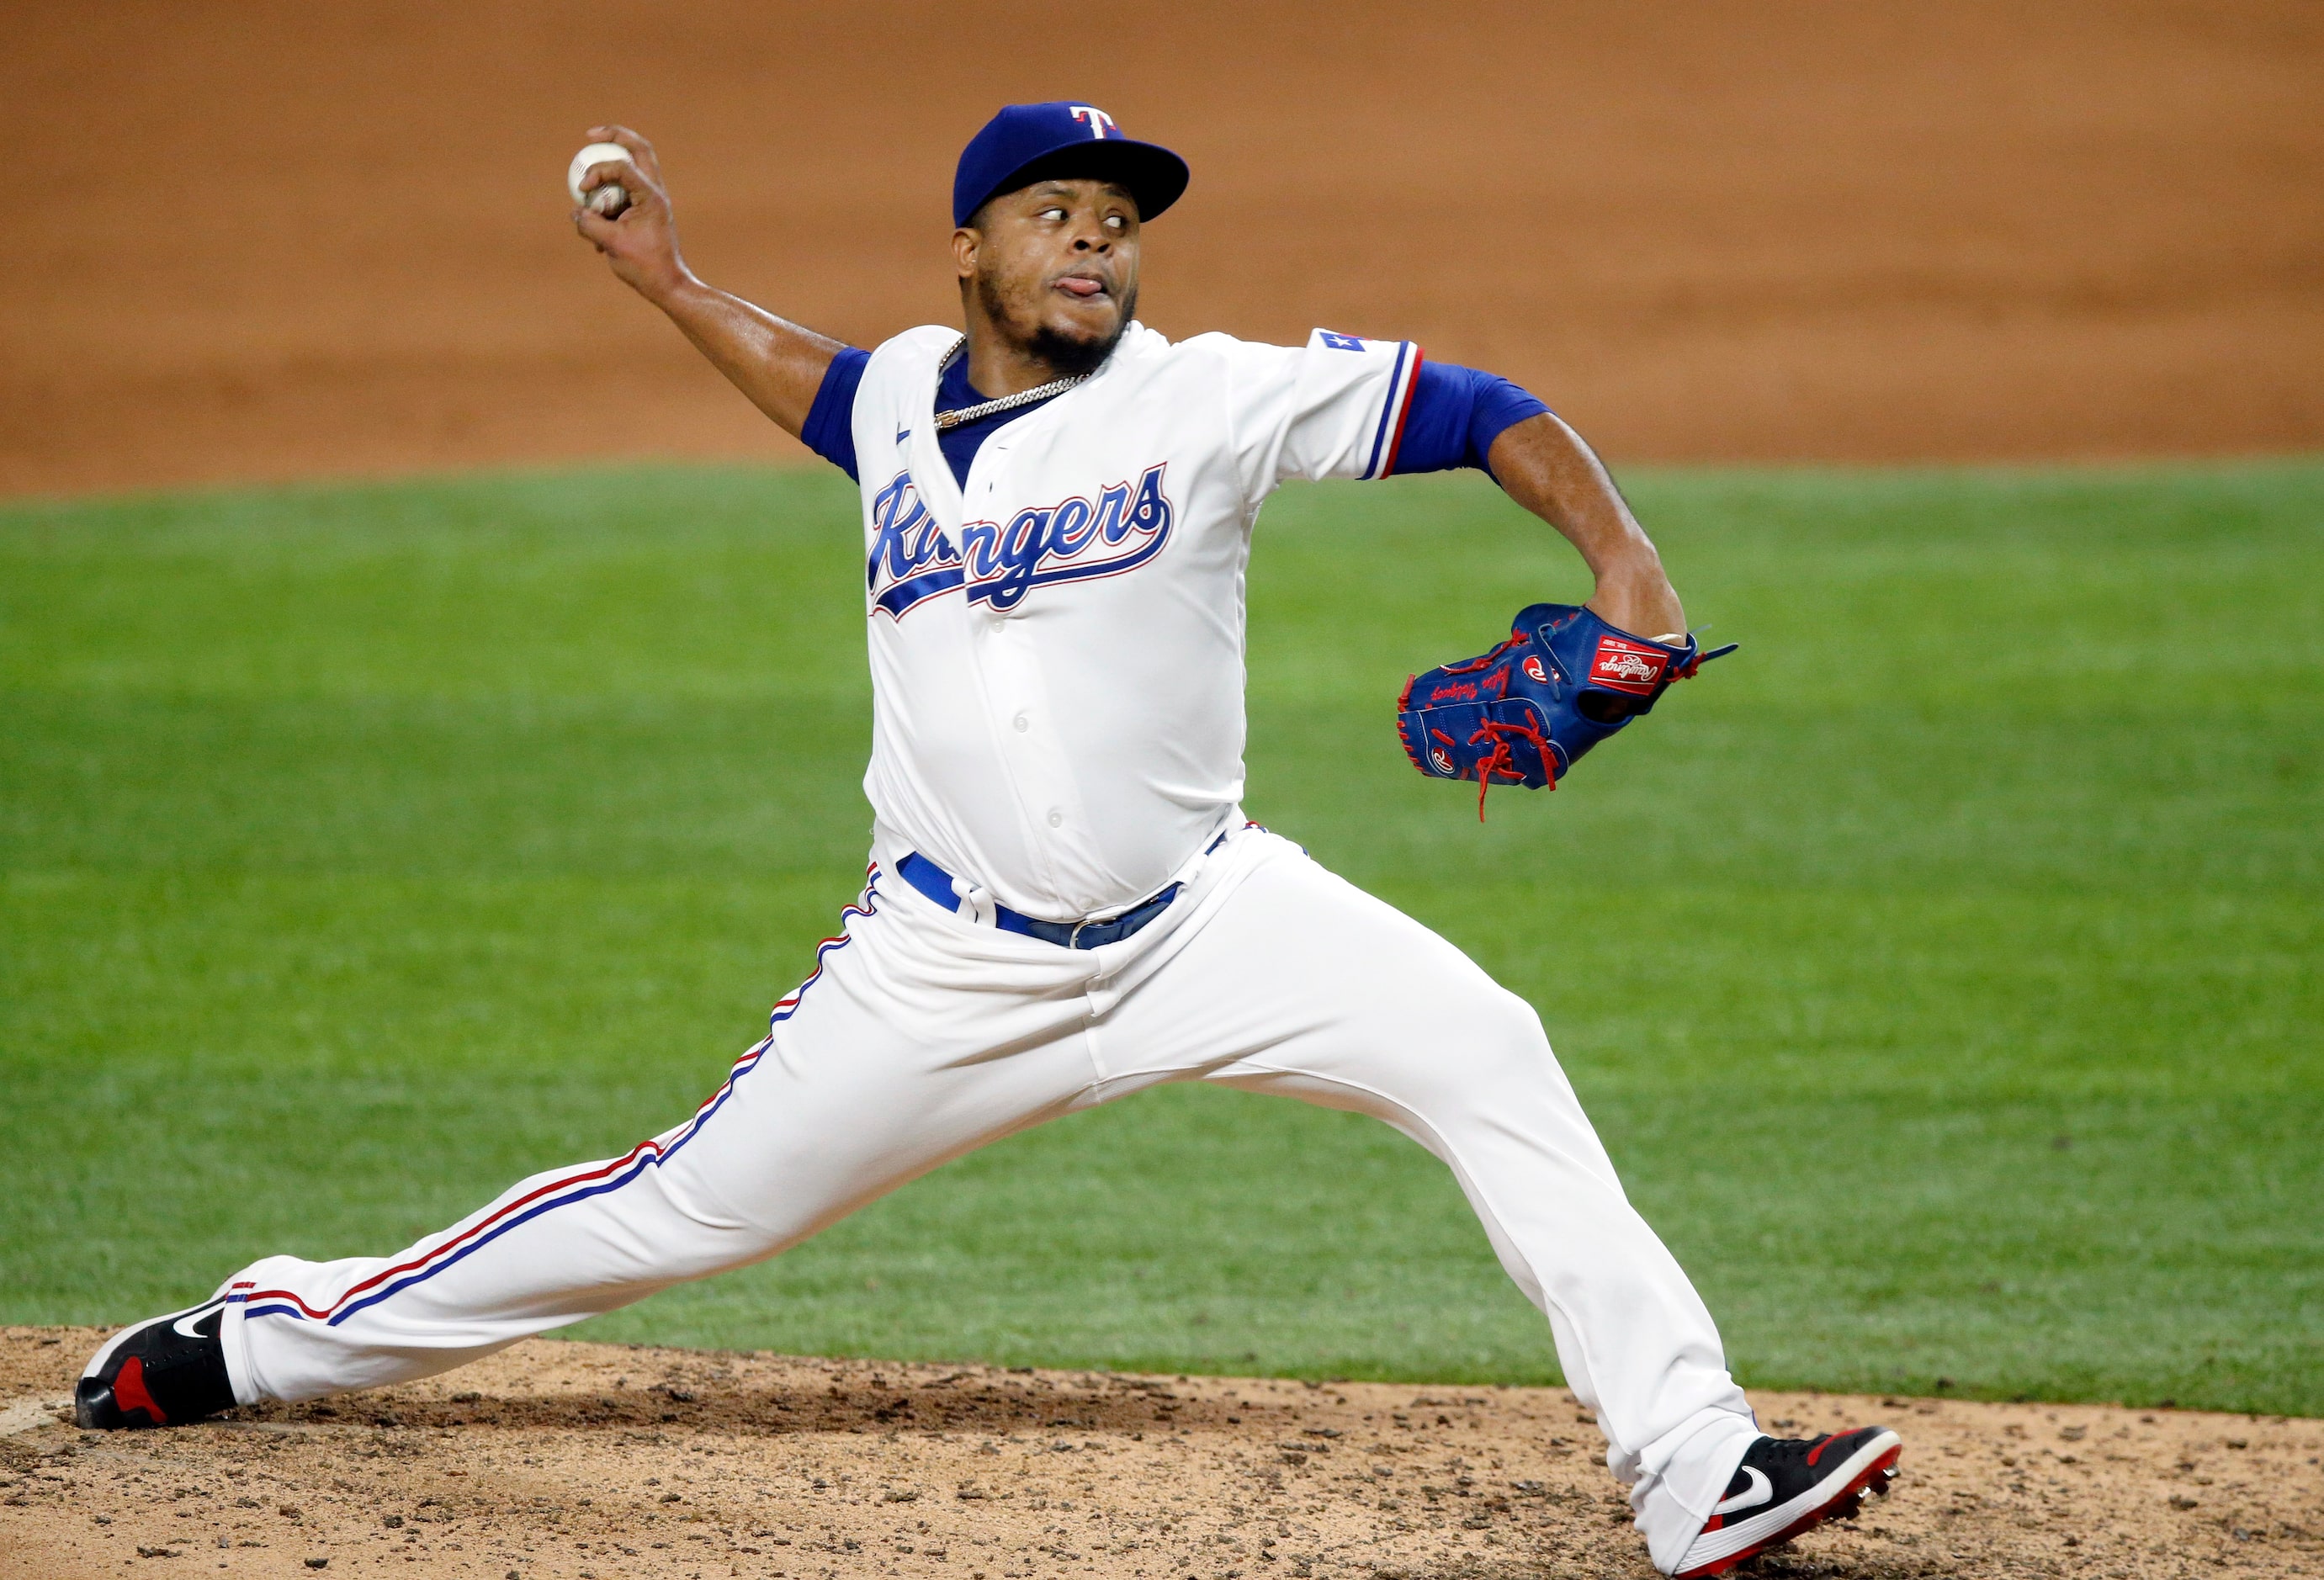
[3,460,2318,1415]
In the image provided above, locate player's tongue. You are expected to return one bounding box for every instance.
[1057,276,1106,299]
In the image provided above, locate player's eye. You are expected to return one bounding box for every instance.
[1039,207,1068,222]
[1103,215,1126,232]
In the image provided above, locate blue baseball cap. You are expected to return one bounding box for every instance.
[952,101,1190,228]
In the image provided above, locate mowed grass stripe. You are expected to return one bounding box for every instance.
[2,460,2317,1413]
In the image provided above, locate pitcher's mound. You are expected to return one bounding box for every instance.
[3,1328,2316,1578]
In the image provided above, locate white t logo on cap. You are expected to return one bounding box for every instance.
[1069,105,1116,139]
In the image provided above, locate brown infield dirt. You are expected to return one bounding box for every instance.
[8,0,2324,498]
[4,1331,2319,1580]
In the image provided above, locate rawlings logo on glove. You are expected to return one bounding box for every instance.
[1396,602,1737,817]
[1588,638,1672,692]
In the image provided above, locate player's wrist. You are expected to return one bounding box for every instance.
[635,262,706,310]
[1587,559,1684,637]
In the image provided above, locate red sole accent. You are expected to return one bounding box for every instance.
[1674,1445,1901,1578]
[111,1355,168,1426]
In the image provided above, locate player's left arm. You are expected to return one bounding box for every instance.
[1485,411,1685,639]
[1387,358,1682,636]
[1247,336,1682,636]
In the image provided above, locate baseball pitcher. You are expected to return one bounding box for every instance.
[77,103,1897,1577]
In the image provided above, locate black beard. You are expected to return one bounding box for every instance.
[1027,315,1128,378]
[979,272,1136,380]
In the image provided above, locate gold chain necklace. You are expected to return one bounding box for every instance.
[931,336,1093,432]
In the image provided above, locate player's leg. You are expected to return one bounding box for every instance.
[1095,830,1785,1574]
[80,869,1110,1421]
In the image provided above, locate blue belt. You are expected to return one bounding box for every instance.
[897,851,1181,950]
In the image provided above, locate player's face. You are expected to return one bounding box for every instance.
[958,178,1142,375]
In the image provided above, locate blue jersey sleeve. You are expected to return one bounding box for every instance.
[1390,361,1552,480]
[800,347,873,481]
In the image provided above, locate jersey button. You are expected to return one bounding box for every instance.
[1046,810,1064,829]
[1012,713,1030,733]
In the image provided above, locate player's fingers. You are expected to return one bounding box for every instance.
[585,125,662,179]
[580,161,665,223]
[578,158,643,199]
[572,206,622,248]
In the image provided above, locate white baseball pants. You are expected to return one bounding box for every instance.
[218,824,1754,1570]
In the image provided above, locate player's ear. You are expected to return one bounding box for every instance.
[951,226,979,278]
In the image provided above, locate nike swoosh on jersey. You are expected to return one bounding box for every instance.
[1712,1466,1773,1515]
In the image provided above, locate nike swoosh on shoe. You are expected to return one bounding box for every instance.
[171,1302,225,1341]
[1709,1465,1771,1516]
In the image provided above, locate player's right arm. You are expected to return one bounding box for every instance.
[570,125,844,439]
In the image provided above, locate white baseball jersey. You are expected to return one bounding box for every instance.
[198,312,1763,1579]
[849,321,1422,921]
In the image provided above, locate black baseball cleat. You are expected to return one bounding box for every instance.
[1671,1426,1902,1577]
[75,1295,238,1429]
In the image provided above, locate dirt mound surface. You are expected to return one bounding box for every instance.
[9,1,2323,498]
[5,1329,2317,1579]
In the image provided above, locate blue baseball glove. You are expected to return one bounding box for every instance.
[1396,602,1737,817]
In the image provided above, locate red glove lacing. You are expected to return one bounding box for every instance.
[1466,716,1554,820]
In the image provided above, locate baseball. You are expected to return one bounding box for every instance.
[567,141,634,217]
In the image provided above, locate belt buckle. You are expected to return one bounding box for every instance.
[1069,885,1170,949]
